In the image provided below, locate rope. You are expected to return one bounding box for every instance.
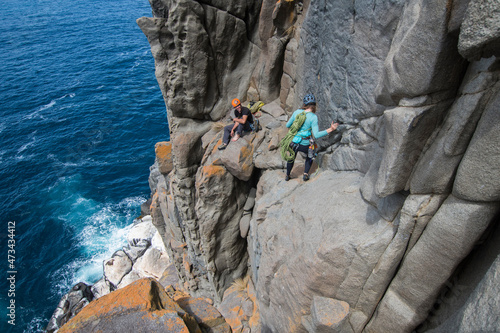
[280,111,307,162]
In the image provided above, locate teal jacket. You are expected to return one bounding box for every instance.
[286,109,328,145]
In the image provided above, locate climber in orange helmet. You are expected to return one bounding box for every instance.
[218,98,254,150]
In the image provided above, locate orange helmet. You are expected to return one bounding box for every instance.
[231,98,241,107]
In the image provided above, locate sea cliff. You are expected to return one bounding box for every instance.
[50,0,500,332]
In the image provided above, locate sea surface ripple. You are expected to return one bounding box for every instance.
[0,1,167,331]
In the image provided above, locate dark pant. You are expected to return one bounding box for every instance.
[286,143,313,176]
[223,123,251,144]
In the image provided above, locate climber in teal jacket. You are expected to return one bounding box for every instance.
[285,94,338,181]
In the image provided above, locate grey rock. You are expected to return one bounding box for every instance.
[220,137,255,181]
[117,269,144,289]
[423,220,500,333]
[360,157,406,222]
[458,0,500,60]
[239,213,251,239]
[409,58,497,194]
[135,0,500,331]
[249,170,393,332]
[307,296,352,333]
[195,155,250,300]
[140,198,152,216]
[375,0,466,105]
[122,241,149,263]
[90,277,112,299]
[325,141,382,174]
[132,246,170,280]
[148,160,161,196]
[298,0,406,121]
[453,81,500,201]
[169,118,212,170]
[375,102,449,197]
[365,195,499,332]
[127,215,156,247]
[351,194,444,331]
[103,250,133,288]
[137,0,261,122]
[261,99,286,118]
[254,149,284,170]
[46,282,93,333]
[243,188,257,211]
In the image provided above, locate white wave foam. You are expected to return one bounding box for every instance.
[118,195,147,211]
[39,100,56,111]
[25,315,46,333]
[23,93,75,121]
[17,132,37,154]
[51,195,144,295]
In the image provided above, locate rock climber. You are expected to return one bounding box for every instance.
[285,93,338,181]
[218,98,253,150]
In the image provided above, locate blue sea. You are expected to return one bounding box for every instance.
[0,0,168,331]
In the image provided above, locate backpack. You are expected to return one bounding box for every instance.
[248,101,264,114]
[280,111,307,162]
[247,101,263,132]
[249,117,261,133]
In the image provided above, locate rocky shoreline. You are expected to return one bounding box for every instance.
[46,214,174,332]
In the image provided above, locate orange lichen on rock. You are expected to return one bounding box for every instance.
[201,164,226,178]
[218,275,260,332]
[239,144,253,163]
[177,297,229,330]
[155,141,172,160]
[155,141,173,174]
[58,278,198,333]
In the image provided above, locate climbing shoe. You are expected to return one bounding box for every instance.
[285,175,290,181]
[303,173,309,181]
[218,143,228,150]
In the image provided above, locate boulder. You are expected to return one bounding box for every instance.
[177,297,231,332]
[58,278,200,333]
[127,215,156,247]
[260,99,286,118]
[90,277,112,299]
[302,296,352,333]
[103,250,133,288]
[220,137,255,181]
[46,282,93,333]
[133,246,170,280]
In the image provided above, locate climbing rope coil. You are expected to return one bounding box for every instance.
[280,111,307,162]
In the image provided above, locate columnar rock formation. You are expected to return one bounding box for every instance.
[137,0,500,332]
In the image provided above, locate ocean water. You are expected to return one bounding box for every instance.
[0,0,168,331]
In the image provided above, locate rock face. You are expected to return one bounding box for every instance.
[136,0,500,332]
[58,278,230,333]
